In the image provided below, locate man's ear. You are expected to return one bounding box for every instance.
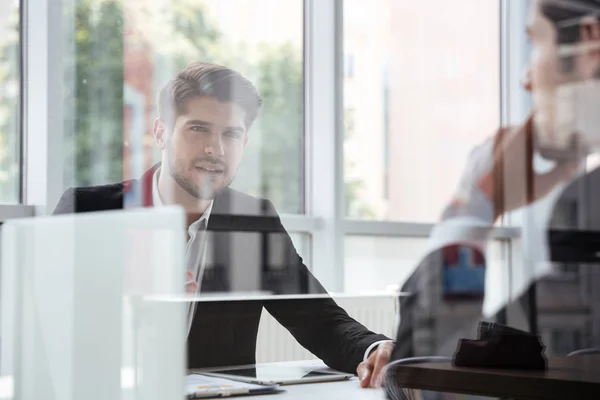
[579,17,600,78]
[154,118,167,150]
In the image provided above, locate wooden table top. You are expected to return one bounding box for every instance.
[390,354,600,400]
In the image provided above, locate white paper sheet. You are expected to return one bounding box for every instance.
[186,374,278,398]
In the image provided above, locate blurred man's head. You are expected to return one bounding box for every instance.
[528,0,600,156]
[155,61,262,200]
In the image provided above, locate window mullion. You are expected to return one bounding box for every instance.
[24,0,67,214]
[304,0,345,291]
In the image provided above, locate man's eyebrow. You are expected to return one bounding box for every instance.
[184,120,213,126]
[226,126,245,132]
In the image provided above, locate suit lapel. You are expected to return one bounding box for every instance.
[203,188,232,292]
[209,188,233,218]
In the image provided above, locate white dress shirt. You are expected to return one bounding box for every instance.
[152,168,213,337]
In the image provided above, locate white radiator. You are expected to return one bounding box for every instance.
[255,295,397,363]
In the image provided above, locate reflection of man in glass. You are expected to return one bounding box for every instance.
[54,61,393,387]
[392,0,600,367]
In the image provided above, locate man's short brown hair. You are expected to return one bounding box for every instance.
[158,61,263,129]
[540,0,600,75]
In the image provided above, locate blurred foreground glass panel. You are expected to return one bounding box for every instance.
[0,208,186,400]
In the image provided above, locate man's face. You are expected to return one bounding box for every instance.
[528,1,600,144]
[158,96,248,200]
[528,1,570,137]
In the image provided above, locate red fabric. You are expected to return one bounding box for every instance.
[473,249,485,265]
[443,244,459,266]
[122,165,156,207]
[142,169,153,207]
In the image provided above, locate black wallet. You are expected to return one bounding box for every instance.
[453,321,547,370]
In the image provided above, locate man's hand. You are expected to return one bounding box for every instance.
[185,271,198,294]
[357,341,394,388]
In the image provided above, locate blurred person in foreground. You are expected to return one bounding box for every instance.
[54,61,394,386]
[390,0,600,379]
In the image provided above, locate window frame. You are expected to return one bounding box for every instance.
[0,205,34,222]
[0,0,27,210]
[20,0,66,215]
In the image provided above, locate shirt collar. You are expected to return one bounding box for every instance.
[152,167,213,225]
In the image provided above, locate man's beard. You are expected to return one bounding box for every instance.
[534,80,600,160]
[166,144,234,200]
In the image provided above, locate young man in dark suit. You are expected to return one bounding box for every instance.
[54,61,393,387]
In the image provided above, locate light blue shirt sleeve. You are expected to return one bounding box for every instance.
[427,137,496,256]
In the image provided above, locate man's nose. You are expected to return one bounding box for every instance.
[205,135,225,157]
[521,65,533,92]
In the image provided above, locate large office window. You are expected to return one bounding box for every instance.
[61,0,125,193]
[15,1,513,293]
[62,0,304,214]
[343,0,500,222]
[54,0,506,292]
[0,0,21,204]
[8,0,600,369]
[20,0,511,283]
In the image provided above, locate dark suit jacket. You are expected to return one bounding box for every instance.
[53,164,388,373]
